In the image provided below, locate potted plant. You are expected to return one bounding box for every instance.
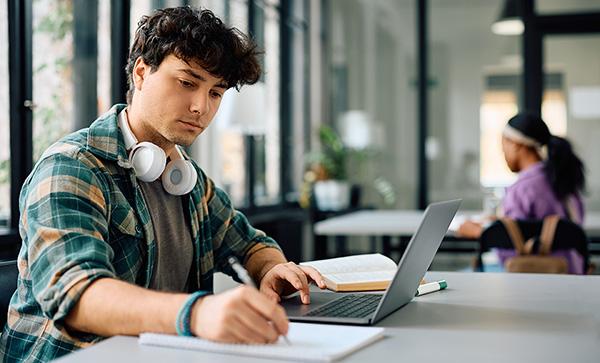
[302,125,351,211]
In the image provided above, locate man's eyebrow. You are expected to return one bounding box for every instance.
[178,68,228,89]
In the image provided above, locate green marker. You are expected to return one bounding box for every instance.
[416,280,447,296]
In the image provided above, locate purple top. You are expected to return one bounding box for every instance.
[502,162,585,225]
[496,162,587,274]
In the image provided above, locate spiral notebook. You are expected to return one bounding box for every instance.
[139,322,384,362]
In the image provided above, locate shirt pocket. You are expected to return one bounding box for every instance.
[110,204,140,237]
[108,203,145,283]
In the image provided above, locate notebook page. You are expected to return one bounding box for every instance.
[300,254,396,275]
[139,323,384,362]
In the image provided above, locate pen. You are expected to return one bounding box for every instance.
[416,280,447,296]
[227,256,291,345]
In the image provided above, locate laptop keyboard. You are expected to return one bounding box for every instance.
[304,294,382,318]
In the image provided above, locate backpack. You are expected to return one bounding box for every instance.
[477,215,591,274]
[500,216,568,273]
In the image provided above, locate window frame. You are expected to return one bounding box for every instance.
[241,0,309,213]
[4,0,32,249]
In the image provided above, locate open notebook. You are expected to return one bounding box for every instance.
[139,322,384,362]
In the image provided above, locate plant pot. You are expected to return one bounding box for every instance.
[313,180,350,211]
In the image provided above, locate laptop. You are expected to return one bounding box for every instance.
[282,199,461,325]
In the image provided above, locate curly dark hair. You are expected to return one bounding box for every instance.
[126,6,262,103]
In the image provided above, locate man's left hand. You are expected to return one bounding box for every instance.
[259,262,326,304]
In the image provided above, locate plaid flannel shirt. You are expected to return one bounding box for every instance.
[0,104,281,362]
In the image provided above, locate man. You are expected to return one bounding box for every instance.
[0,7,325,362]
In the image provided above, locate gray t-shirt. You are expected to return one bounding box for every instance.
[139,179,193,292]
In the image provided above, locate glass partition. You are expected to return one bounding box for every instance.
[326,0,417,209]
[544,34,600,211]
[429,0,522,209]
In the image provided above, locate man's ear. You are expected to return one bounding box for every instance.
[133,57,147,90]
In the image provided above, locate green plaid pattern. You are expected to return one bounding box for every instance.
[0,104,281,362]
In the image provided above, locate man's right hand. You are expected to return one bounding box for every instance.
[190,286,289,344]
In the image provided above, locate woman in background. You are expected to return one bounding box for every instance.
[458,112,586,238]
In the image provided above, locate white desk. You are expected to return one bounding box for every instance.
[314,209,600,237]
[315,209,432,236]
[313,210,483,259]
[313,210,600,259]
[53,272,600,363]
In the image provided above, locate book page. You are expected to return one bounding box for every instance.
[301,253,396,275]
[325,270,396,284]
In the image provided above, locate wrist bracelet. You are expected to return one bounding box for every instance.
[175,290,211,336]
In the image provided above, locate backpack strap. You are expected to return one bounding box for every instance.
[539,215,560,255]
[563,196,580,224]
[500,218,533,255]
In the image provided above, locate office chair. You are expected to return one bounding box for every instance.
[475,217,590,274]
[0,260,18,328]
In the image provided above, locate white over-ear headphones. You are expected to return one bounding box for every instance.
[118,109,198,195]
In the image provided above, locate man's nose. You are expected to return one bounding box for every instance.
[190,92,210,116]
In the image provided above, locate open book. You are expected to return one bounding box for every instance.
[300,253,396,292]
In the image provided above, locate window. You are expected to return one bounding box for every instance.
[32,0,105,161]
[480,89,519,188]
[0,2,10,227]
[97,0,111,114]
[289,0,307,200]
[326,0,418,209]
[254,0,281,205]
[217,125,247,205]
[480,73,567,188]
[541,89,567,136]
[229,0,248,32]
[429,0,521,209]
[210,0,249,206]
[1,0,309,258]
[190,0,290,208]
[130,0,152,38]
[32,0,74,162]
[545,34,600,211]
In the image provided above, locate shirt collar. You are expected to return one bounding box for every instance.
[516,161,545,182]
[86,104,129,162]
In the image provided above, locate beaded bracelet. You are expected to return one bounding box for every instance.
[175,290,211,336]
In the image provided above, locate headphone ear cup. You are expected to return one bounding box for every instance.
[162,160,198,195]
[129,142,167,182]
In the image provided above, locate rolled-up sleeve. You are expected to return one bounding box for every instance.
[201,173,282,276]
[22,153,117,323]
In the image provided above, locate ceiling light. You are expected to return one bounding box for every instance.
[492,0,524,35]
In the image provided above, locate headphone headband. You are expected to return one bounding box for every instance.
[117,109,138,150]
[117,108,197,194]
